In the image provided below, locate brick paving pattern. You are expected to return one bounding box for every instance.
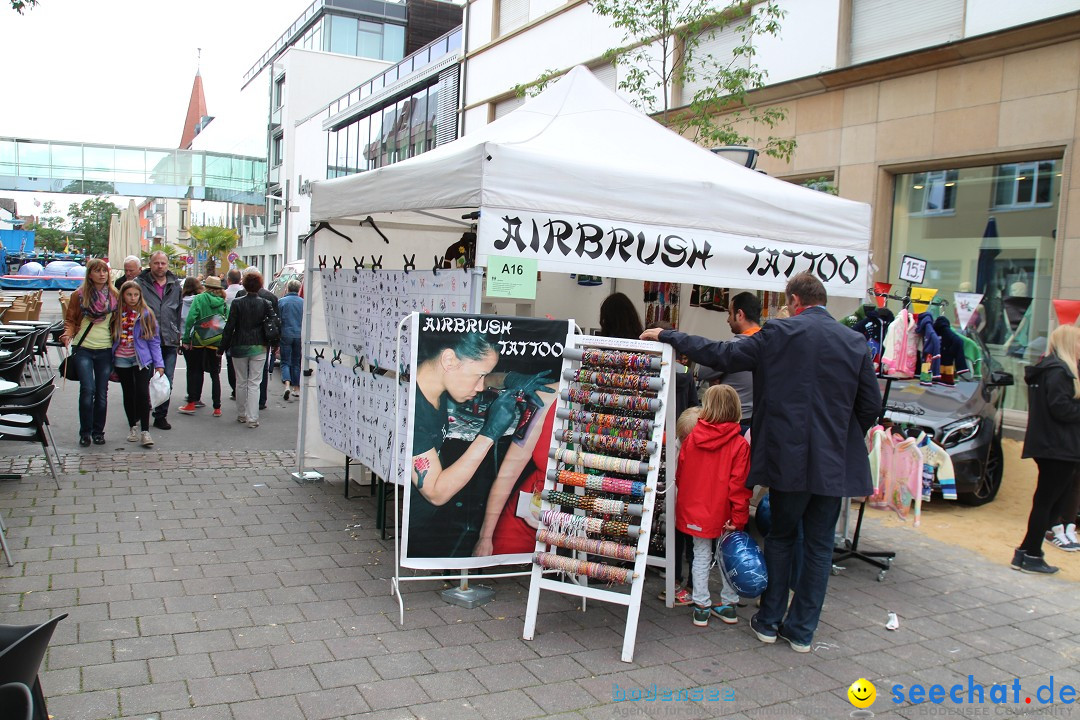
[1,452,1077,719]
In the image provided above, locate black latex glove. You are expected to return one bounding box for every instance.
[502,370,556,407]
[479,389,521,440]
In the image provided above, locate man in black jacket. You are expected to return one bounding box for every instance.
[643,272,881,652]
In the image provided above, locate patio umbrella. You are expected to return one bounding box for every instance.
[974,216,999,296]
[107,213,122,268]
[975,216,1004,344]
[119,199,142,263]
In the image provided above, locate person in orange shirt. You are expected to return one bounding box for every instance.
[697,292,761,434]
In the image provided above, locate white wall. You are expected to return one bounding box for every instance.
[755,0,841,83]
[964,0,1080,38]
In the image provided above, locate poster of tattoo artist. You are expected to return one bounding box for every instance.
[402,314,572,569]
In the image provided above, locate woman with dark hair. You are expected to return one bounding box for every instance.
[179,276,204,410]
[220,270,278,429]
[410,331,553,557]
[61,258,119,446]
[599,292,644,339]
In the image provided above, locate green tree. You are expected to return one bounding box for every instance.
[181,225,240,277]
[518,0,794,160]
[67,196,120,258]
[10,0,37,13]
[25,200,71,253]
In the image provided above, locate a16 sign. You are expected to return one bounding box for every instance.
[898,255,927,284]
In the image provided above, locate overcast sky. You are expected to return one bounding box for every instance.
[2,0,313,148]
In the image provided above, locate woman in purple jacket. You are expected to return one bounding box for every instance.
[112,281,165,447]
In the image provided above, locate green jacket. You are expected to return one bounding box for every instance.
[182,292,228,346]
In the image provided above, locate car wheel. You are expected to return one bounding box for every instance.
[958,434,1003,506]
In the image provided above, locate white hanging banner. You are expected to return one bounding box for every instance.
[954,292,984,330]
[477,208,869,297]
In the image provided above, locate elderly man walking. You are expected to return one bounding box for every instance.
[115,255,141,291]
[643,272,881,652]
[136,250,182,430]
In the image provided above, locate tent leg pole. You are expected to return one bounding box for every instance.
[294,225,317,475]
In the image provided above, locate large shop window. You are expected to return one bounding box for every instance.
[890,160,1062,413]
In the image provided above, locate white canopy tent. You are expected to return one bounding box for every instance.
[299,65,874,470]
[310,65,872,297]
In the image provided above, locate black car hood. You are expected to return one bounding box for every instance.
[883,379,985,432]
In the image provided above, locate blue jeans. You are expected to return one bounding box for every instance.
[74,348,113,437]
[756,490,842,646]
[153,345,178,419]
[280,337,301,385]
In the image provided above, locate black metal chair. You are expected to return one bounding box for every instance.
[0,681,34,720]
[0,388,61,487]
[0,614,68,720]
[0,353,32,385]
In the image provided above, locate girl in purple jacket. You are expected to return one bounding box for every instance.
[112,281,165,447]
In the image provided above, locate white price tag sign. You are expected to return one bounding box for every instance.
[898,255,927,284]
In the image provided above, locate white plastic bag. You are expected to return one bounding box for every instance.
[149,372,171,409]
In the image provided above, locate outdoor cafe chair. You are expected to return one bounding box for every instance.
[0,388,61,487]
[0,353,32,385]
[0,681,34,720]
[0,614,68,720]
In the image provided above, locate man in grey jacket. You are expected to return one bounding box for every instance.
[643,273,881,653]
[697,291,761,432]
[136,251,182,430]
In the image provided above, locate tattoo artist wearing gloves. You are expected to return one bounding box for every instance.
[409,331,554,558]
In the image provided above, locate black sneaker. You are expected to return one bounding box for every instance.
[79,435,91,447]
[1019,553,1059,575]
[1010,548,1025,570]
[750,613,777,644]
[283,389,290,401]
[692,605,710,627]
[92,434,105,445]
[777,626,812,653]
[153,417,172,430]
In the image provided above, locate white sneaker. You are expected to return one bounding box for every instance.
[127,426,139,442]
[1066,523,1079,546]
[1046,525,1080,552]
[140,431,154,447]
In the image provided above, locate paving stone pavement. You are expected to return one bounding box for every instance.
[1,453,1078,720]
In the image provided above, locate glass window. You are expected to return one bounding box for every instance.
[993,161,1056,210]
[329,15,358,56]
[890,160,1061,413]
[346,121,359,174]
[411,90,429,156]
[358,20,382,59]
[273,76,285,109]
[384,24,405,62]
[908,170,958,216]
[272,135,283,167]
[427,86,440,150]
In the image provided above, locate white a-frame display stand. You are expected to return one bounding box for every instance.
[523,334,673,662]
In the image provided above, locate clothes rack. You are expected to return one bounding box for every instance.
[832,378,897,581]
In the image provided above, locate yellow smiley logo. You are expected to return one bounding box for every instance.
[848,678,876,709]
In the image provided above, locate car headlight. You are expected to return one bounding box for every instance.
[941,416,981,448]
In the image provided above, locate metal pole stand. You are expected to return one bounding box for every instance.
[440,569,495,609]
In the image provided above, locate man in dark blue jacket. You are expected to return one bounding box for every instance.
[643,272,881,652]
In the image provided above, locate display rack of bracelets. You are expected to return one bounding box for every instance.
[523,336,674,663]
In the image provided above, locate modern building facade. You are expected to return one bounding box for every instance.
[199,0,462,277]
[460,0,1080,416]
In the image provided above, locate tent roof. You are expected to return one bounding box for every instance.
[310,66,871,293]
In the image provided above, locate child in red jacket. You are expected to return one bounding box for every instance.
[676,384,752,627]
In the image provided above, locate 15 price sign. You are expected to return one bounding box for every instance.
[898,255,927,285]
